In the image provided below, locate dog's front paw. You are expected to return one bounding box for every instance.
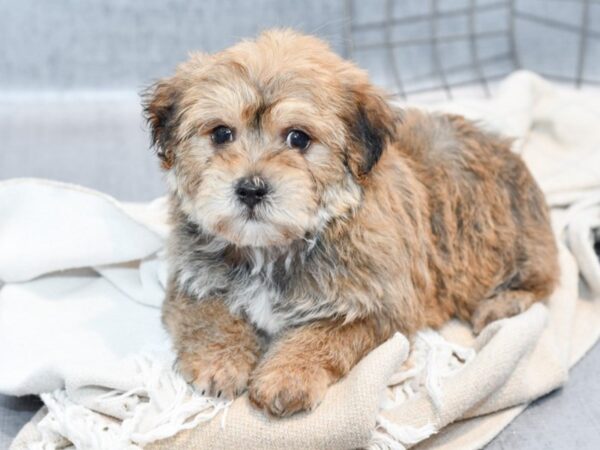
[176,346,257,400]
[248,361,331,417]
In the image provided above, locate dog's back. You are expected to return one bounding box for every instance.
[393,109,559,331]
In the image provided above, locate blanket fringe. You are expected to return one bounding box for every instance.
[31,331,474,450]
[32,353,230,449]
[369,330,475,449]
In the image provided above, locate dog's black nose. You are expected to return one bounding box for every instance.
[235,176,269,208]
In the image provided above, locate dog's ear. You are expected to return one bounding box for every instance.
[142,78,181,170]
[344,85,398,180]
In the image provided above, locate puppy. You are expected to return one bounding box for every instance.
[143,29,559,417]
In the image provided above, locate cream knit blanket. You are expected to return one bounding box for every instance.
[4,71,600,449]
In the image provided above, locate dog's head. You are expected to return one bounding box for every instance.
[144,29,397,247]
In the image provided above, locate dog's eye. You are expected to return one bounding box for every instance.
[211,126,234,145]
[286,129,311,151]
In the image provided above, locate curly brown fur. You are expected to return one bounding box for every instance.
[145,29,559,417]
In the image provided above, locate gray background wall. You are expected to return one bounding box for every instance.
[0,0,346,90]
[1,0,598,92]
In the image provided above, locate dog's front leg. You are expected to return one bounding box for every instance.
[163,287,262,399]
[248,317,391,417]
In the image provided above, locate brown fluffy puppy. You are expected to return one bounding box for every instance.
[143,29,559,417]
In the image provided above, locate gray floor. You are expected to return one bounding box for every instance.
[1,96,599,450]
[487,341,600,450]
[0,395,40,449]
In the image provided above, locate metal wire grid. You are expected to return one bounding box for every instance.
[343,0,600,100]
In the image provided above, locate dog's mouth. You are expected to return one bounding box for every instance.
[199,195,316,248]
[229,213,308,248]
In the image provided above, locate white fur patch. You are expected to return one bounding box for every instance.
[230,279,285,335]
